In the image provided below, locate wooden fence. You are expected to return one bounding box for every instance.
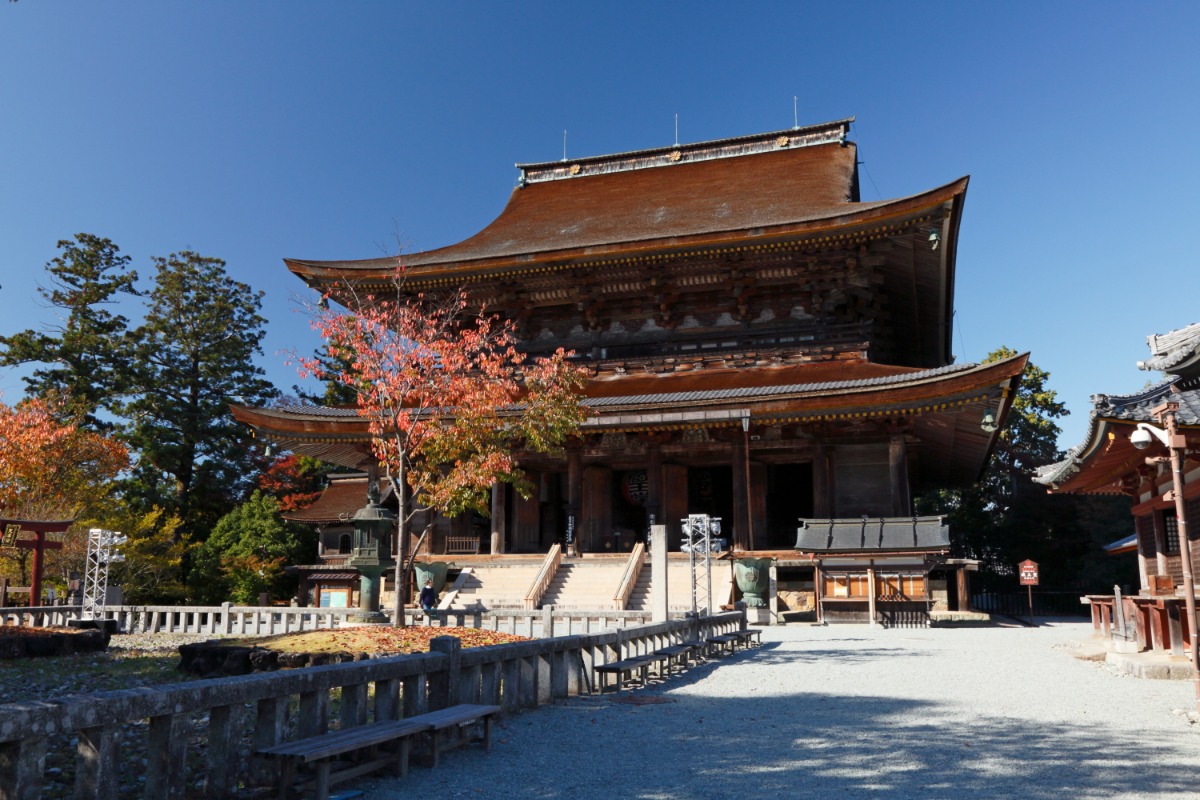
[0,611,746,799]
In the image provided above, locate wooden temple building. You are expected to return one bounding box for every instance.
[233,119,1025,621]
[1036,321,1200,653]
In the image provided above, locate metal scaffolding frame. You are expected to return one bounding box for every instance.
[82,528,126,619]
[681,513,720,616]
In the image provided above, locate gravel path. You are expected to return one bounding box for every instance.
[357,621,1200,800]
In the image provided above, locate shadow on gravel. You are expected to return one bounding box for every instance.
[492,689,1198,800]
[646,643,928,692]
[745,645,928,666]
[636,693,1196,799]
[360,626,1195,800]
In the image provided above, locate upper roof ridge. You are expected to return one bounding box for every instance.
[1137,321,1200,376]
[517,118,854,185]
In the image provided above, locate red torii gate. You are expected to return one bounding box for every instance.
[1,517,74,606]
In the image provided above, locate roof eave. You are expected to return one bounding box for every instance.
[284,177,971,289]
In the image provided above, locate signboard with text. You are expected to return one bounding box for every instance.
[1019,559,1039,586]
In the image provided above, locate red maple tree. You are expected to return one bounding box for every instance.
[255,453,330,512]
[0,396,128,519]
[299,268,588,625]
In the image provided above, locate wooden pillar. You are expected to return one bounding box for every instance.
[662,464,689,550]
[30,531,46,607]
[813,561,824,624]
[566,446,582,554]
[514,476,541,553]
[1153,511,1170,578]
[750,462,768,549]
[1137,523,1149,593]
[867,563,877,628]
[490,481,507,554]
[889,435,912,517]
[646,443,663,535]
[813,444,831,518]
[581,465,612,553]
[732,435,750,551]
[957,565,970,611]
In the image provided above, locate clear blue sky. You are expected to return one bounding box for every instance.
[2,2,1197,452]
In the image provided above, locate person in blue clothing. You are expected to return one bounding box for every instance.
[419,579,437,620]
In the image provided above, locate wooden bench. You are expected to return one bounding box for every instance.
[706,629,762,656]
[655,642,703,673]
[593,652,670,693]
[706,633,740,656]
[733,628,763,647]
[419,703,500,768]
[258,703,500,799]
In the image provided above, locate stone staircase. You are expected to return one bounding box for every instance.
[444,562,543,610]
[538,560,627,610]
[442,555,735,613]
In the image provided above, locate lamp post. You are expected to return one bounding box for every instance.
[346,480,396,625]
[1133,401,1198,708]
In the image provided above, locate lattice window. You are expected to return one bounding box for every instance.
[877,573,926,598]
[824,573,869,597]
[1163,511,1180,555]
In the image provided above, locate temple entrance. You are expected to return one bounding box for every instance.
[766,463,814,549]
[608,468,649,552]
[688,466,733,542]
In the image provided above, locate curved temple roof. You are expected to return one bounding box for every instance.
[1137,321,1200,377]
[285,121,968,288]
[231,352,1027,484]
[1037,321,1200,494]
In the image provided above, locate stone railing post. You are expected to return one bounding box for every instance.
[145,712,189,798]
[76,725,120,799]
[651,524,669,622]
[0,736,49,800]
[206,704,243,799]
[221,601,233,635]
[429,636,461,711]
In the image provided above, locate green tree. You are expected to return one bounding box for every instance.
[119,251,277,540]
[0,234,138,428]
[188,491,315,605]
[84,502,193,605]
[918,348,1120,592]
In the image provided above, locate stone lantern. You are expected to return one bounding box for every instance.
[345,481,396,623]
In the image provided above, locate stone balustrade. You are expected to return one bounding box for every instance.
[1,603,660,638]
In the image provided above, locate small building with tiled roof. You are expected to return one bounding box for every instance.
[235,119,1026,622]
[1036,322,1200,653]
[280,473,398,608]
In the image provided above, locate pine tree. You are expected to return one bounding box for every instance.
[0,234,138,428]
[918,348,1123,591]
[119,251,277,540]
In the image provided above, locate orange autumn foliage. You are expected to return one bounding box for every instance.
[299,268,587,519]
[0,397,129,519]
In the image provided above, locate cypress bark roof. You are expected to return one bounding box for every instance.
[285,120,967,286]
